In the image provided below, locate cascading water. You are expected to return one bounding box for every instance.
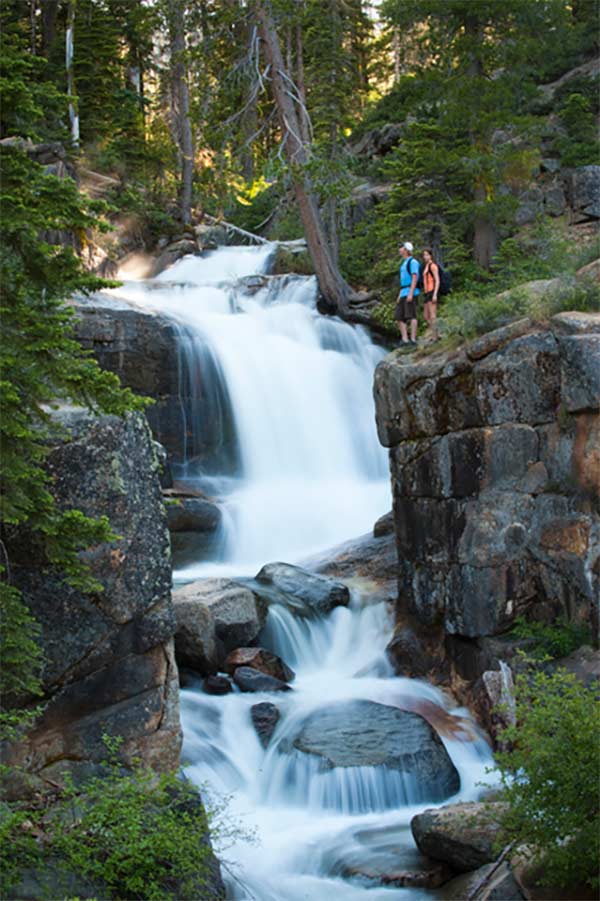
[111,245,390,577]
[110,245,496,899]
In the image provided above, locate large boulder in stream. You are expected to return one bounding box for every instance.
[284,700,460,801]
[251,562,350,617]
[173,578,267,674]
[411,802,505,873]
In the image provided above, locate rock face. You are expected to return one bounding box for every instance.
[374,313,600,710]
[411,802,505,873]
[252,562,350,617]
[72,292,239,470]
[284,700,460,801]
[173,578,267,674]
[4,410,181,793]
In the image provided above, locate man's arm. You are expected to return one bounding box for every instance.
[407,262,417,301]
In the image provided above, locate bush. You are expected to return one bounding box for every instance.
[495,666,600,890]
[438,278,599,343]
[509,615,591,660]
[0,742,225,901]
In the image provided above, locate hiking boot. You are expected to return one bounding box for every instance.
[409,339,418,346]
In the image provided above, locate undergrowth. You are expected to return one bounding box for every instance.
[508,615,591,660]
[0,736,235,901]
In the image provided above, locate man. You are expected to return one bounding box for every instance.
[395,241,420,346]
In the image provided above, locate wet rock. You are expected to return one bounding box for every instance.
[173,578,266,674]
[475,665,516,747]
[170,530,222,570]
[225,647,295,683]
[386,627,430,678]
[254,562,350,617]
[314,529,398,604]
[72,292,239,469]
[285,700,460,800]
[203,675,233,695]
[411,802,505,873]
[250,702,281,747]
[152,237,199,276]
[373,510,394,537]
[232,667,292,693]
[165,497,222,533]
[439,861,524,900]
[3,410,181,795]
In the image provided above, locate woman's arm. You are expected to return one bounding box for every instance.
[433,263,440,299]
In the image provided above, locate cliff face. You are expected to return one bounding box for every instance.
[374,313,599,699]
[4,410,181,795]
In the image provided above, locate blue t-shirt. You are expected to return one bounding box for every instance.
[399,257,420,297]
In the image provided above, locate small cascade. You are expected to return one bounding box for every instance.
[180,597,496,900]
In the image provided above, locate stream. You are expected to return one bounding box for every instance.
[110,245,495,900]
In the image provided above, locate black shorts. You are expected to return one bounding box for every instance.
[423,291,437,304]
[395,297,418,323]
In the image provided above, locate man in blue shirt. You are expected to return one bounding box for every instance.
[395,241,420,346]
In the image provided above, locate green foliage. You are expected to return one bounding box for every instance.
[439,278,599,342]
[555,91,600,167]
[509,615,591,660]
[495,665,600,889]
[0,582,43,704]
[0,145,147,708]
[0,741,222,900]
[0,16,67,142]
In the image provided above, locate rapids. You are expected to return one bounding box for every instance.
[110,245,496,899]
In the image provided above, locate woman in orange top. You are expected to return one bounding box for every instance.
[422,248,440,341]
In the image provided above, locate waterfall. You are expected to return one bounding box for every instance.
[110,245,496,900]
[110,245,390,577]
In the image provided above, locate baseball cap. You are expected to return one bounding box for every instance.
[400,241,414,252]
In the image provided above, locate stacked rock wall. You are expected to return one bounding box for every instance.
[374,313,600,699]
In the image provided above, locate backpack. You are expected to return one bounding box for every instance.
[404,256,424,292]
[425,260,452,297]
[438,264,452,296]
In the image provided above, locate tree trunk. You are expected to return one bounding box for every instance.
[466,12,497,270]
[256,0,350,314]
[295,23,310,145]
[41,0,59,57]
[392,27,401,83]
[168,0,194,224]
[66,1,80,147]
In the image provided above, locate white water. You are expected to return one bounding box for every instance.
[110,245,390,577]
[111,245,496,899]
[181,598,496,900]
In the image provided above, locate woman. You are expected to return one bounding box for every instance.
[422,248,440,341]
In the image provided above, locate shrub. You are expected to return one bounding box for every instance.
[0,744,225,901]
[495,666,599,890]
[509,615,591,660]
